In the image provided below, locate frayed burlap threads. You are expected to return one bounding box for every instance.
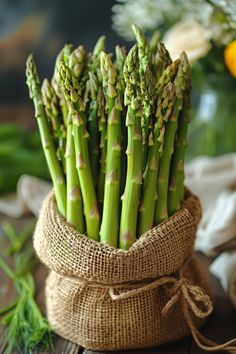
[34,190,213,351]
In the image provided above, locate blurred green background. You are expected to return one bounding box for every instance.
[0,0,125,195]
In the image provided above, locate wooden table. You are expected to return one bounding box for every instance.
[0,217,236,354]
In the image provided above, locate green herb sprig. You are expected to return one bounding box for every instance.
[0,221,53,354]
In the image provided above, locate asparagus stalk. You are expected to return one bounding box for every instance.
[91,36,106,72]
[115,45,127,198]
[52,45,72,84]
[168,52,191,214]
[87,72,100,187]
[41,79,66,168]
[68,45,85,79]
[154,42,172,79]
[149,31,160,54]
[26,54,66,217]
[42,79,60,134]
[63,46,86,230]
[83,36,106,87]
[67,46,101,195]
[62,44,74,64]
[65,102,85,232]
[155,60,185,224]
[100,52,122,247]
[132,25,155,171]
[59,63,100,240]
[179,54,191,202]
[52,44,74,126]
[156,59,180,96]
[119,45,143,250]
[139,82,175,235]
[115,45,126,90]
[85,37,106,187]
[97,88,107,206]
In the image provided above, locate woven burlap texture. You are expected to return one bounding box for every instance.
[34,191,212,351]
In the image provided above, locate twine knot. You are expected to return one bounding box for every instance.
[67,261,236,352]
[162,277,213,320]
[161,276,236,352]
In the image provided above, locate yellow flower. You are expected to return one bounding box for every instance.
[224,40,236,78]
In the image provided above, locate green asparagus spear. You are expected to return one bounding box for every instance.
[139,82,175,235]
[52,44,74,126]
[65,102,85,232]
[155,60,185,224]
[97,87,107,206]
[115,46,126,75]
[90,36,106,73]
[68,45,85,79]
[62,44,74,64]
[119,45,143,249]
[168,52,191,214]
[82,36,106,86]
[115,45,127,197]
[156,59,180,96]
[100,52,122,247]
[154,42,172,79]
[41,79,66,167]
[26,54,66,217]
[63,45,87,231]
[132,25,155,171]
[87,37,106,186]
[149,31,160,54]
[59,63,100,240]
[87,72,100,187]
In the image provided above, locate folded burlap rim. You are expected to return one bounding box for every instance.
[34,189,201,283]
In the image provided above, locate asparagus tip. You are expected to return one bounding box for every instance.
[132,24,146,44]
[93,35,106,56]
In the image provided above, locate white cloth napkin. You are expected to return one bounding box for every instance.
[185,153,236,307]
[185,153,236,255]
[0,175,51,217]
[210,251,236,308]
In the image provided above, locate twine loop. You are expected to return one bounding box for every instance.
[162,277,213,320]
[107,266,236,352]
[67,258,236,352]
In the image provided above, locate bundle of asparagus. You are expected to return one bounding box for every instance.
[26,25,191,250]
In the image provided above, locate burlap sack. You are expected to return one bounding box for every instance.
[34,190,214,351]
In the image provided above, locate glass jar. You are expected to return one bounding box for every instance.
[187,72,236,160]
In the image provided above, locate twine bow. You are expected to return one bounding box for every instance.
[68,258,236,353]
[161,277,213,319]
[108,270,236,353]
[161,276,236,353]
[108,273,213,320]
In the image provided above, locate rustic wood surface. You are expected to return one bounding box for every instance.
[0,217,235,354]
